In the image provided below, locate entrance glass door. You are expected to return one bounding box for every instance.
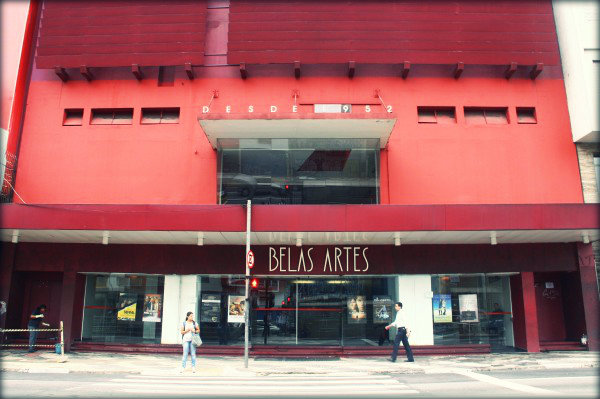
[296,279,343,346]
[251,277,396,346]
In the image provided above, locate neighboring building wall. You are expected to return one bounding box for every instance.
[553,0,599,142]
[555,0,600,290]
[577,143,600,203]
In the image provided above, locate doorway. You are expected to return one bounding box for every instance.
[250,277,396,346]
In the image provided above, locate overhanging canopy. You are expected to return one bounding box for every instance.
[198,113,397,149]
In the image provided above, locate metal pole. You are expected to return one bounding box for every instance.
[244,200,251,368]
[60,321,64,356]
[295,283,299,345]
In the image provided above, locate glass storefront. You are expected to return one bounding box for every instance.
[217,138,380,205]
[79,272,514,349]
[199,276,397,346]
[81,274,164,343]
[431,274,513,348]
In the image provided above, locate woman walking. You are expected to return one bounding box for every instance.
[180,311,200,373]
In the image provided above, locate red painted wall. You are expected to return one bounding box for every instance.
[14,68,582,205]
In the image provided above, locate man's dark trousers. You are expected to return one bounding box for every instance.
[28,326,38,352]
[390,327,414,362]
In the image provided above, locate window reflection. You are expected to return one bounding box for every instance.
[217,139,379,204]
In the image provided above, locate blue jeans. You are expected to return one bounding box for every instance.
[28,325,38,351]
[182,341,196,368]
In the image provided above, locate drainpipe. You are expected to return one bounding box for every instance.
[2,0,39,202]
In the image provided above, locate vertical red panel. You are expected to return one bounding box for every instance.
[510,272,540,352]
[59,271,77,352]
[69,274,86,345]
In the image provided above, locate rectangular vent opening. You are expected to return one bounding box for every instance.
[417,107,456,124]
[464,107,508,125]
[63,109,83,126]
[141,108,180,124]
[91,108,133,125]
[516,107,537,124]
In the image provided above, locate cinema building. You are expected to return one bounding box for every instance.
[1,0,599,356]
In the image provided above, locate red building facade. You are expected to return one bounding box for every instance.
[1,0,599,355]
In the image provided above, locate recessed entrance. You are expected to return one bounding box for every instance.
[249,277,397,347]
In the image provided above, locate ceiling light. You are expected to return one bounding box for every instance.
[582,233,590,244]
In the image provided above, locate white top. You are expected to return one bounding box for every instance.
[390,309,409,330]
[182,321,196,342]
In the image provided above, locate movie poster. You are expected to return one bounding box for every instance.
[228,295,246,323]
[142,294,162,322]
[459,294,479,322]
[432,294,452,323]
[347,295,367,324]
[373,296,392,324]
[201,294,221,323]
[117,293,137,321]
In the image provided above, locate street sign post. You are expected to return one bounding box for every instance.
[247,250,254,269]
[244,200,251,368]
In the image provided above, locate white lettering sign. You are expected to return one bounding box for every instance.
[269,246,368,274]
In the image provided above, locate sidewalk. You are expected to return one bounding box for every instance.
[1,350,598,376]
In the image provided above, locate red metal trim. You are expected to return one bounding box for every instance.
[254,307,342,312]
[1,203,598,232]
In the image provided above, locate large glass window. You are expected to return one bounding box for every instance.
[431,274,513,348]
[198,276,396,346]
[217,138,380,204]
[81,274,164,344]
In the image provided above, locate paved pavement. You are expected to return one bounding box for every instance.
[1,350,598,377]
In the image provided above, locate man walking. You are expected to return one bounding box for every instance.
[385,301,414,362]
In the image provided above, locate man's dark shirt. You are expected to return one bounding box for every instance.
[28,310,43,328]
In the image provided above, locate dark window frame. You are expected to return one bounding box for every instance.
[90,108,134,125]
[417,106,456,124]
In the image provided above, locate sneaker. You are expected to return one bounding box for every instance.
[192,367,196,373]
[387,358,396,363]
[179,368,185,374]
[404,359,414,362]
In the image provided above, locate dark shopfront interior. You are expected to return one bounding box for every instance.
[200,276,398,347]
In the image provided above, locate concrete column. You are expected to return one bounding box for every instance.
[397,275,434,345]
[161,275,199,344]
[510,272,540,352]
[577,243,600,351]
[0,243,16,330]
[59,270,77,352]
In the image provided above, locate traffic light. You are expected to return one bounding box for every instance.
[250,278,259,289]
